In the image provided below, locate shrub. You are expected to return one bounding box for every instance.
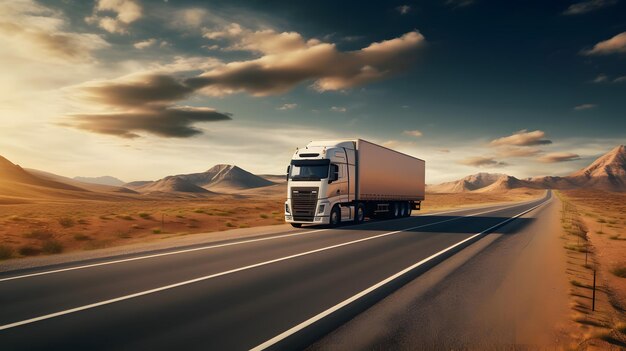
[42,240,63,254]
[117,215,134,221]
[225,222,236,227]
[260,214,269,219]
[0,245,13,260]
[58,217,75,228]
[152,229,161,234]
[23,229,53,240]
[611,265,626,278]
[19,246,41,256]
[138,212,152,219]
[73,233,90,241]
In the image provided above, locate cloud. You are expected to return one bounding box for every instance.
[439,149,450,153]
[563,0,617,15]
[171,8,209,29]
[76,73,195,107]
[330,106,347,112]
[459,156,508,167]
[86,0,142,34]
[396,5,411,14]
[0,1,109,64]
[495,146,542,158]
[537,152,581,163]
[489,130,552,147]
[403,129,423,137]
[582,32,626,55]
[134,38,157,49]
[614,76,626,83]
[574,103,596,110]
[445,0,475,8]
[277,103,297,110]
[66,106,232,138]
[187,30,426,96]
[592,73,608,83]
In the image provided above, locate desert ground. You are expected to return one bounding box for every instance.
[0,186,544,261]
[557,189,626,348]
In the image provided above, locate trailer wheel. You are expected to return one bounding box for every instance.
[329,205,341,227]
[354,203,365,224]
[406,202,412,217]
[389,202,399,219]
[398,202,406,217]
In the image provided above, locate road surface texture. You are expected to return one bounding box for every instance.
[0,192,560,350]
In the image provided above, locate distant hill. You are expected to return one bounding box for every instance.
[28,169,137,194]
[134,176,214,194]
[428,145,626,193]
[129,164,274,194]
[74,176,125,187]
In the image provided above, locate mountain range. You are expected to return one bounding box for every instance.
[428,145,626,193]
[0,145,624,202]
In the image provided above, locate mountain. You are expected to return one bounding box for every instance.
[176,164,275,191]
[28,169,137,194]
[429,145,626,193]
[134,176,214,195]
[567,145,626,191]
[427,173,507,193]
[73,176,125,187]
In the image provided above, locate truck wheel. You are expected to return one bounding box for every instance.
[291,223,302,228]
[406,202,412,217]
[354,203,365,224]
[389,202,399,219]
[329,205,341,227]
[398,202,406,217]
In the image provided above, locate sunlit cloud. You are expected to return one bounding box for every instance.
[489,130,552,147]
[403,129,423,137]
[277,103,297,110]
[65,106,232,138]
[495,146,542,158]
[582,32,626,55]
[459,156,508,167]
[574,103,596,110]
[0,1,109,64]
[396,5,411,15]
[563,0,617,15]
[537,152,581,163]
[85,0,142,34]
[134,38,157,49]
[330,106,347,112]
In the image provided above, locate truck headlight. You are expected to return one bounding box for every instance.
[317,204,325,214]
[285,203,291,214]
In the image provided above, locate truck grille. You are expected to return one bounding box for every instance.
[291,187,318,221]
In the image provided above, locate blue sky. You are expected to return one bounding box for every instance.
[0,0,624,182]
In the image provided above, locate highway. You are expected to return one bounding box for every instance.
[0,192,551,350]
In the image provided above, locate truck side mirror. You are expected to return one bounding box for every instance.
[328,164,339,183]
[286,165,290,181]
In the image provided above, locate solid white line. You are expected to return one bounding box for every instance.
[250,198,550,350]
[0,201,529,283]
[0,200,538,331]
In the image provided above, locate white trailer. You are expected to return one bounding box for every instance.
[285,139,425,227]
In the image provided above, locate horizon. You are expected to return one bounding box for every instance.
[1,1,625,183]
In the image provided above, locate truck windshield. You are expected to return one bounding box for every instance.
[290,160,330,181]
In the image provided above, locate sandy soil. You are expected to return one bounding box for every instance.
[0,188,543,262]
[558,189,626,349]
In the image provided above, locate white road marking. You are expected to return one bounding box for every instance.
[0,199,543,331]
[250,198,550,350]
[0,201,533,283]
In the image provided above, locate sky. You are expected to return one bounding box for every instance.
[0,0,625,183]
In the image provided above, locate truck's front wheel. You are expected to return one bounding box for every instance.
[330,205,341,227]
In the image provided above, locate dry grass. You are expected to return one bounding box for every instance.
[422,188,543,213]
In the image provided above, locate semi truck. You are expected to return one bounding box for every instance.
[284,139,425,227]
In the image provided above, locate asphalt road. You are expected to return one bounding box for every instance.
[0,192,551,350]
